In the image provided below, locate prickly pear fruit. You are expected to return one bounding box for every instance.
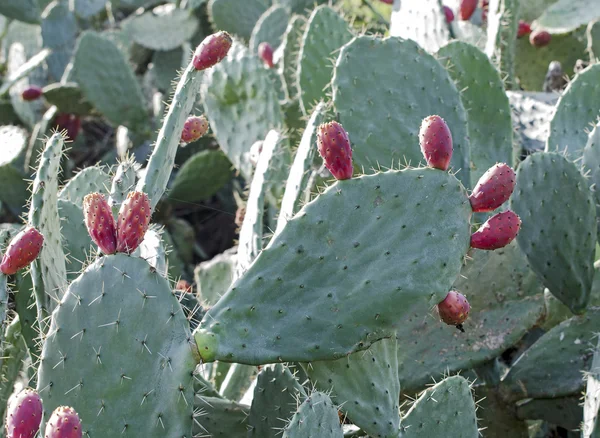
[470,210,521,250]
[530,30,551,47]
[54,113,81,141]
[517,20,532,38]
[181,115,209,143]
[419,115,453,171]
[21,85,43,101]
[83,193,117,255]
[443,6,454,23]
[379,0,393,4]
[116,191,151,254]
[258,42,274,68]
[175,279,192,293]
[316,121,353,180]
[469,163,516,212]
[437,291,470,330]
[459,0,477,20]
[192,31,233,71]
[44,406,82,438]
[0,227,43,275]
[5,388,43,438]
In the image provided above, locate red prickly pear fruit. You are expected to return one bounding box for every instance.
[443,6,454,23]
[175,279,192,293]
[419,115,453,171]
[459,0,477,20]
[116,191,151,254]
[83,193,117,255]
[0,227,44,275]
[517,20,532,38]
[437,290,470,329]
[181,115,209,143]
[530,30,551,47]
[44,406,82,438]
[316,121,353,180]
[21,85,43,101]
[470,210,521,250]
[192,31,233,71]
[54,113,81,141]
[258,42,274,68]
[5,388,43,438]
[469,163,516,212]
[379,0,393,4]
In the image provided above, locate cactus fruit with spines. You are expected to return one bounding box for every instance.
[82,193,117,255]
[44,406,82,438]
[180,115,209,143]
[5,388,42,438]
[470,210,521,250]
[0,227,43,275]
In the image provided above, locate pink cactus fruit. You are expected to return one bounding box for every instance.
[443,6,454,23]
[44,406,82,438]
[5,388,43,438]
[54,113,81,141]
[316,121,353,181]
[175,279,192,293]
[192,31,233,71]
[517,20,532,38]
[82,193,117,255]
[379,0,393,4]
[0,227,44,275]
[469,163,516,213]
[418,115,453,171]
[21,85,43,101]
[181,115,209,143]
[258,42,274,68]
[437,290,470,330]
[530,30,551,47]
[116,191,151,254]
[459,0,477,20]
[470,210,521,250]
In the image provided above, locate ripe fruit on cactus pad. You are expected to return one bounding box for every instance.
[258,42,274,68]
[469,163,516,212]
[443,6,454,23]
[317,121,353,180]
[0,227,43,275]
[517,20,532,38]
[45,406,82,438]
[459,0,477,20]
[5,388,43,438]
[181,115,209,143]
[83,193,117,255]
[54,113,81,141]
[21,85,43,101]
[193,31,233,71]
[530,30,551,47]
[437,291,470,330]
[419,115,453,171]
[116,191,151,254]
[471,210,521,250]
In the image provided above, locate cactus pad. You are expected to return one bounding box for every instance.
[390,0,451,52]
[249,5,290,53]
[282,391,343,438]
[194,396,249,437]
[534,0,600,34]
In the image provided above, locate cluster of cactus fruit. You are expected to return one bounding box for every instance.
[1,0,600,437]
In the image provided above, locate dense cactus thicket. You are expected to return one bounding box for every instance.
[0,0,600,437]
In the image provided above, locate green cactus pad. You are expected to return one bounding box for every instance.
[0,125,29,217]
[332,36,471,187]
[282,391,343,438]
[485,0,519,89]
[150,47,185,92]
[0,47,50,97]
[546,63,600,159]
[401,375,478,438]
[510,152,596,314]
[281,15,306,100]
[0,317,28,424]
[132,228,169,277]
[168,150,233,204]
[194,249,237,306]
[58,200,93,280]
[248,364,307,438]
[123,6,198,51]
[194,167,472,364]
[72,31,148,133]
[109,156,138,213]
[37,254,197,437]
[58,166,110,205]
[41,82,94,115]
[297,6,353,115]
[474,386,529,438]
[250,5,291,53]
[194,396,249,437]
[499,308,600,401]
[72,0,106,19]
[516,396,582,430]
[437,42,513,185]
[0,0,40,24]
[201,41,284,181]
[389,0,451,53]
[534,0,600,34]
[26,105,58,178]
[397,240,545,394]
[303,338,400,438]
[588,19,600,60]
[6,44,43,128]
[41,1,77,82]
[208,0,270,41]
[583,337,600,437]
[194,368,222,399]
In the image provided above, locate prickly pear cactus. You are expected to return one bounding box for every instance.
[282,391,343,438]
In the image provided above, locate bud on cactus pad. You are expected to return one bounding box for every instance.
[0,227,44,275]
[175,279,192,293]
[258,42,274,68]
[44,406,82,438]
[437,290,470,330]
[116,191,151,254]
[21,85,43,101]
[82,193,117,255]
[459,0,477,20]
[181,115,209,143]
[469,163,516,213]
[316,121,353,180]
[443,6,454,23]
[192,31,233,71]
[517,20,532,38]
[530,30,551,47]
[470,210,521,250]
[419,115,453,171]
[5,388,43,438]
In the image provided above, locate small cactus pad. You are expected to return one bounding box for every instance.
[282,392,343,438]
[44,406,82,438]
[194,167,472,364]
[194,396,249,437]
[116,191,151,254]
[5,388,43,438]
[389,0,450,53]
[0,227,44,275]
